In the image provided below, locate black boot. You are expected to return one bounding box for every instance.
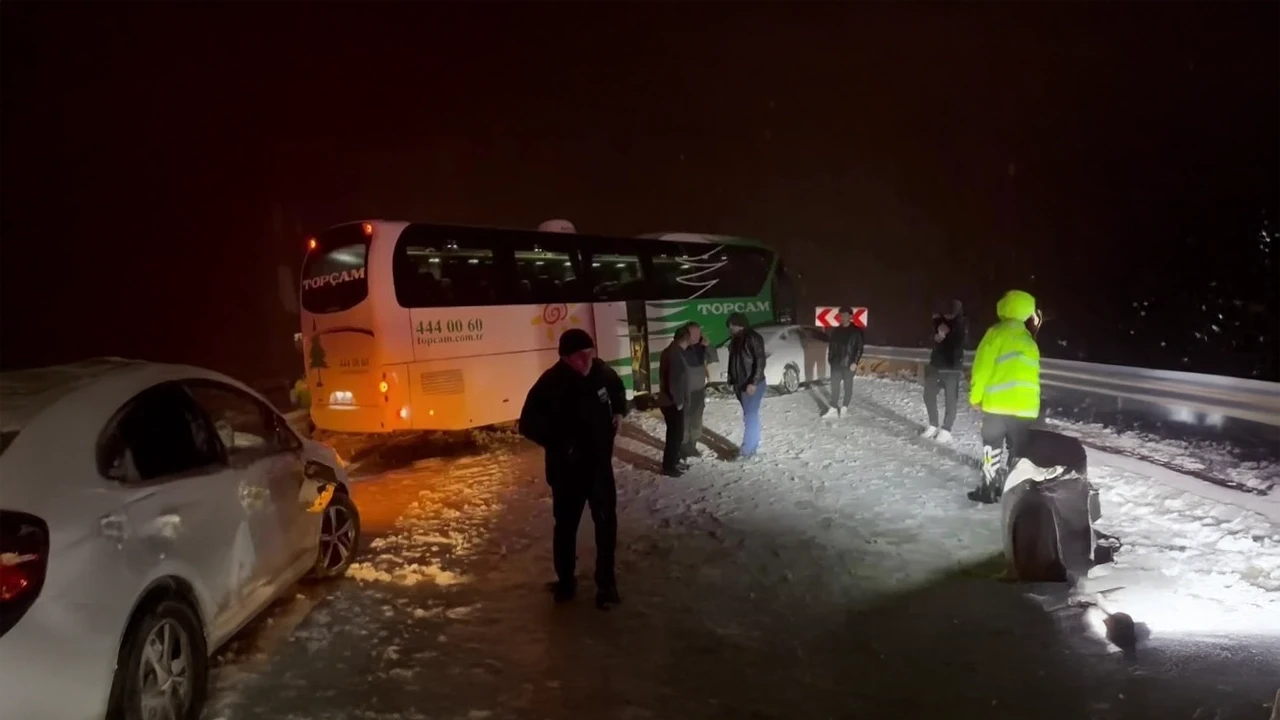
[550,579,577,603]
[966,478,1001,504]
[595,584,622,610]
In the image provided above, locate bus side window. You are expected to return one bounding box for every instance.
[586,247,645,302]
[645,241,707,301]
[393,230,503,308]
[511,242,586,305]
[703,246,773,299]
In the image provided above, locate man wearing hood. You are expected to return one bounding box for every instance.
[922,299,966,442]
[725,312,766,458]
[967,290,1043,504]
[519,329,626,607]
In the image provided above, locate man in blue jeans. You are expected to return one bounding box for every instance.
[725,312,766,458]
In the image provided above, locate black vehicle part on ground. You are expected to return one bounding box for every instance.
[1001,429,1110,583]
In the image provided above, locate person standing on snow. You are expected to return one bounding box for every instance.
[922,299,966,442]
[725,312,766,458]
[519,328,625,608]
[679,321,717,460]
[967,290,1043,504]
[657,325,693,477]
[823,306,865,418]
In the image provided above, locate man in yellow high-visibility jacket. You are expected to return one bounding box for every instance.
[967,289,1043,504]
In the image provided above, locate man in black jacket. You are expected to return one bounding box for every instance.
[726,312,766,458]
[657,325,692,476]
[519,329,626,608]
[922,299,965,443]
[824,306,865,418]
[680,321,718,460]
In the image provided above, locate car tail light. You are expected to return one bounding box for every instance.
[0,510,49,637]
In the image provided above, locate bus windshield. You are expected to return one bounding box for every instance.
[301,225,369,314]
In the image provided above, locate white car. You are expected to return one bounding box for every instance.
[707,324,832,394]
[0,359,359,720]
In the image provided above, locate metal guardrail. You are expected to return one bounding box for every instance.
[861,346,1280,428]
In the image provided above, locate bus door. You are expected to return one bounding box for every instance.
[585,243,649,399]
[625,299,651,396]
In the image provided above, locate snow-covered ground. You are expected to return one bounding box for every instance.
[838,377,1280,642]
[207,377,1280,720]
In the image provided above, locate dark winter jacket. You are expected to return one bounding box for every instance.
[682,341,718,392]
[929,314,967,370]
[519,358,625,487]
[657,342,691,408]
[827,325,865,368]
[726,328,766,392]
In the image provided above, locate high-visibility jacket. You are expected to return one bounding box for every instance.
[970,290,1041,418]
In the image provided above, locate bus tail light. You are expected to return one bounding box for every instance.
[361,222,374,237]
[306,237,317,251]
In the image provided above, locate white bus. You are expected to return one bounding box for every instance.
[299,220,794,433]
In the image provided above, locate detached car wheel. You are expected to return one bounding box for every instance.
[781,366,800,394]
[110,599,208,720]
[1011,495,1067,583]
[311,492,361,579]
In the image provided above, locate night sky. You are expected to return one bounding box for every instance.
[2,2,1276,383]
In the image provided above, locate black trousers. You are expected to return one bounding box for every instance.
[660,404,685,472]
[923,366,961,430]
[552,476,617,588]
[980,412,1034,474]
[830,365,854,408]
[681,389,706,455]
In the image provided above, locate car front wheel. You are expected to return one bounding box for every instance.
[780,365,801,394]
[311,492,361,579]
[110,599,208,720]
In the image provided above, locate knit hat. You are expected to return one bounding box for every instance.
[557,328,594,357]
[726,312,750,329]
[839,306,853,315]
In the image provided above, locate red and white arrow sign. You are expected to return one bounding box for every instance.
[815,306,868,329]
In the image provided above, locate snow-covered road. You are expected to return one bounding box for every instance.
[207,377,1280,720]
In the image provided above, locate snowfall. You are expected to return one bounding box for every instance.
[206,374,1280,720]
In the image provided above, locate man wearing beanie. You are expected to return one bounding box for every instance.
[725,312,766,458]
[519,328,626,608]
[823,306,865,418]
[922,299,966,443]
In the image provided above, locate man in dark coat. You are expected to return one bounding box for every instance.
[922,299,966,443]
[657,325,692,476]
[679,321,718,460]
[726,312,766,458]
[823,306,865,418]
[519,329,625,608]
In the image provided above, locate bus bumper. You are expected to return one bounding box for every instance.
[311,404,395,433]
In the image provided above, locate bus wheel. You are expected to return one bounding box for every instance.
[781,365,800,394]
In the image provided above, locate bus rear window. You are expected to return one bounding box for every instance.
[302,225,370,314]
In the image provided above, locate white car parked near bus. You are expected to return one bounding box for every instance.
[0,359,359,720]
[707,324,832,394]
